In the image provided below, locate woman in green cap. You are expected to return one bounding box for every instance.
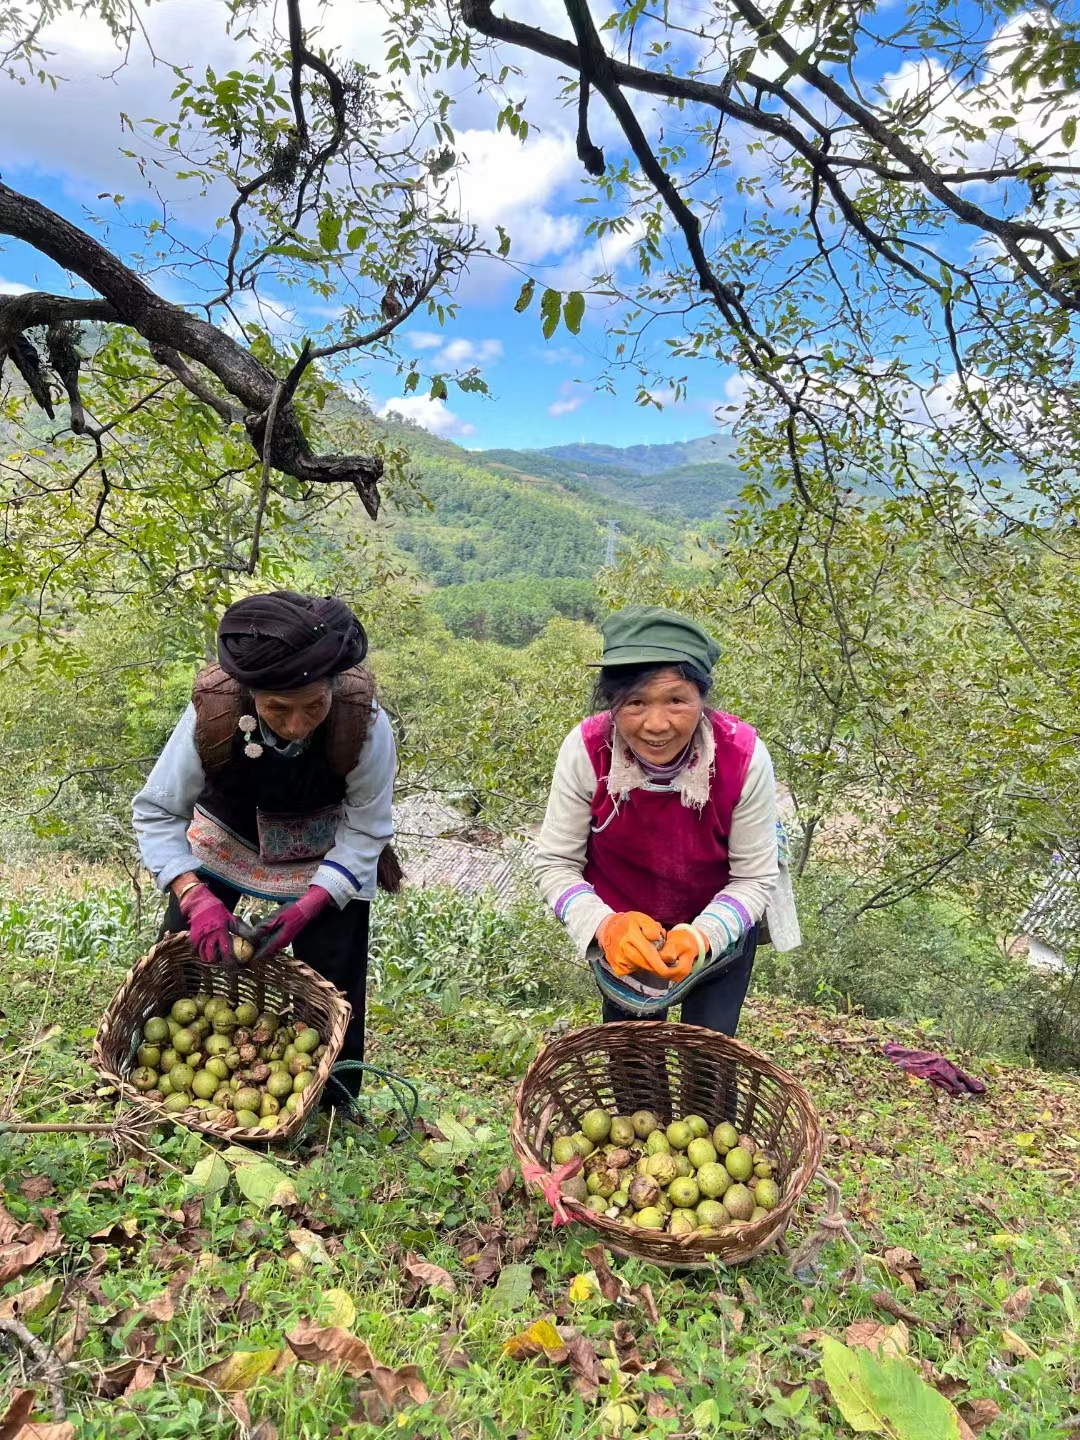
[531,605,798,1029]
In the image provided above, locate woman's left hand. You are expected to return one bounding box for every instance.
[658,924,708,983]
[253,885,333,960]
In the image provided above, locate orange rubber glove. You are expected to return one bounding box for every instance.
[597,911,669,979]
[658,923,709,984]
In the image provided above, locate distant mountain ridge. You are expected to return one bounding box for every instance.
[541,436,740,475]
[478,435,748,522]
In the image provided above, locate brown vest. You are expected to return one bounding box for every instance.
[190,663,402,893]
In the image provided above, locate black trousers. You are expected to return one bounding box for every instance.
[161,877,369,1091]
[600,925,758,1035]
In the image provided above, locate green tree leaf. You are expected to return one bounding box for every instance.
[821,1337,962,1438]
[232,1160,299,1210]
[492,1263,534,1313]
[317,209,341,251]
[821,1336,881,1433]
[563,290,585,335]
[540,287,562,339]
[185,1152,230,1197]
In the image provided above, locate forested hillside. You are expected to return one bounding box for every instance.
[481,441,748,522]
[383,421,683,586]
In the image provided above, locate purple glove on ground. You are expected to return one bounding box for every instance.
[882,1042,986,1097]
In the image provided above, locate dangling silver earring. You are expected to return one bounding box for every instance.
[238,713,263,759]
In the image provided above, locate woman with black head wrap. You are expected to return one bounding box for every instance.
[132,591,398,1089]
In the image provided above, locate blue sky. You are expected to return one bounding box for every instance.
[0,0,735,453]
[1,0,1049,454]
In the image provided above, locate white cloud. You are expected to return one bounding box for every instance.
[535,344,581,365]
[450,127,580,263]
[0,277,32,295]
[647,386,683,407]
[547,380,586,417]
[224,292,298,340]
[378,394,476,438]
[405,332,502,368]
[546,217,648,292]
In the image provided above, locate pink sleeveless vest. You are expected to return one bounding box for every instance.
[580,710,757,927]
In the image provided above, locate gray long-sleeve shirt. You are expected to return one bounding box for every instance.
[131,702,396,908]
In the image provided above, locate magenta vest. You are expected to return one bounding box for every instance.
[581,710,757,927]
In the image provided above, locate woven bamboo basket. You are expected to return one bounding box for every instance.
[511,1021,822,1268]
[92,931,350,1146]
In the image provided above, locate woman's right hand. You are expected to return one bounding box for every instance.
[597,911,669,978]
[178,882,236,965]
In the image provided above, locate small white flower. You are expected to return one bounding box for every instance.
[244,742,264,759]
[238,714,257,733]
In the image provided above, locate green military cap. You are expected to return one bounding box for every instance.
[591,605,721,673]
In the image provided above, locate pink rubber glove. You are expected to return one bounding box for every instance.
[180,883,236,965]
[253,886,333,960]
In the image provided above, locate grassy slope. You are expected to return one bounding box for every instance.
[0,884,1077,1439]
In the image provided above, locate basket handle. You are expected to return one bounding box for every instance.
[786,1168,864,1284]
[520,1155,583,1226]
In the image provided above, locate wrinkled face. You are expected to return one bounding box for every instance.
[612,668,705,765]
[253,679,332,743]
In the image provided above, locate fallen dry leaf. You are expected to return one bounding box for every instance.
[0,1280,60,1324]
[93,1357,165,1399]
[738,1276,760,1307]
[286,1320,428,1409]
[555,1326,604,1400]
[194,1349,281,1392]
[7,1425,74,1439]
[0,1210,62,1287]
[17,1179,53,1203]
[437,1323,470,1372]
[958,1398,1002,1435]
[139,1291,175,1325]
[121,1363,159,1398]
[0,1205,20,1247]
[581,1244,625,1303]
[1000,1328,1037,1360]
[845,1320,909,1357]
[869,1289,941,1333]
[1002,1285,1033,1319]
[55,1304,89,1365]
[402,1254,456,1299]
[0,1390,35,1439]
[503,1319,563,1361]
[633,1281,659,1326]
[469,1238,503,1285]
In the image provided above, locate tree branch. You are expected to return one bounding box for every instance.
[0,182,385,515]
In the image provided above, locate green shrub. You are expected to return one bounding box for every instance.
[755,867,1055,1064]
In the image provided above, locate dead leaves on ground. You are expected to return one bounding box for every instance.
[0,1389,72,1440]
[503,1313,688,1402]
[401,1253,456,1304]
[0,1206,61,1288]
[286,1319,428,1425]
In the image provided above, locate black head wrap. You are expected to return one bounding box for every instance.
[216,591,368,691]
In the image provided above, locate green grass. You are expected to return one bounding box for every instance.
[0,884,1078,1437]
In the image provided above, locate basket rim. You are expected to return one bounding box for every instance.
[510,1020,823,1266]
[91,929,351,1146]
